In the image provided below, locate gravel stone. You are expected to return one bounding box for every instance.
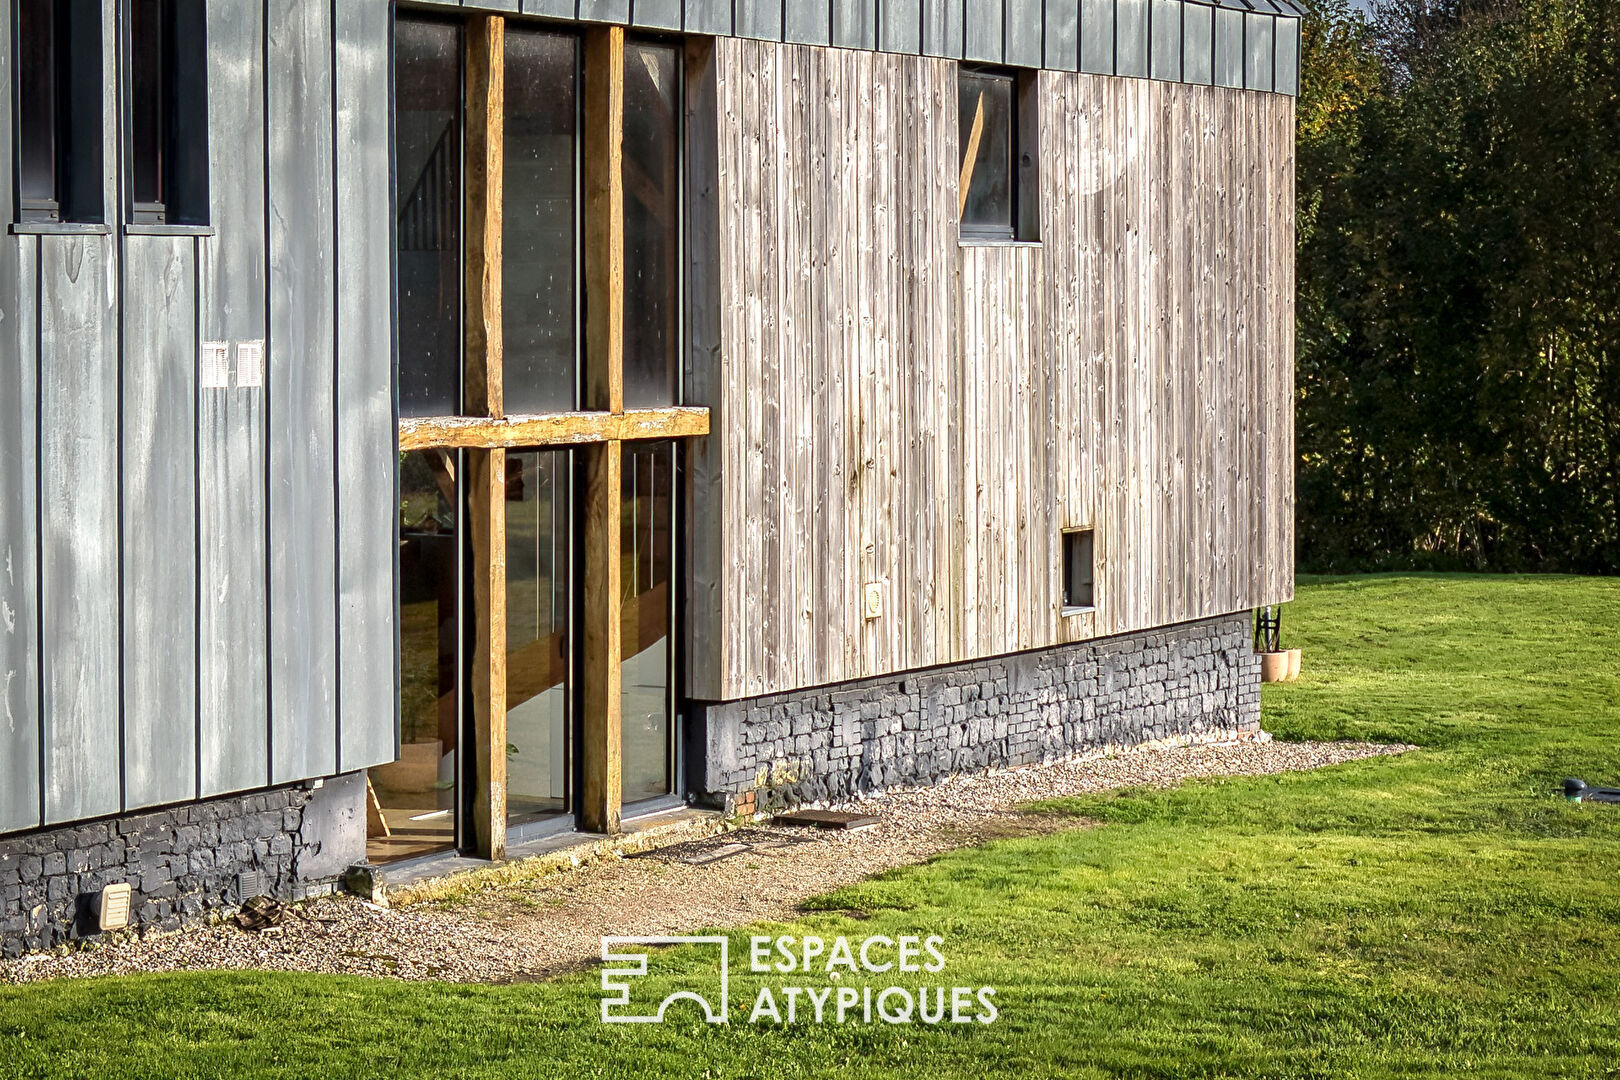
[0,737,1408,986]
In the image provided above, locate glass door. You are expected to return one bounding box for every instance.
[505,451,573,826]
[369,450,462,863]
[621,442,676,806]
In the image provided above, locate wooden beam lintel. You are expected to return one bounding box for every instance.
[398,407,710,452]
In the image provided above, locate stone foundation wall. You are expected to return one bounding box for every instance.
[0,772,365,958]
[694,614,1261,813]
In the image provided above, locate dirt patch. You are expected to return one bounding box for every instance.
[0,737,1410,986]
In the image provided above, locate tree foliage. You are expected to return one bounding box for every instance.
[1296,0,1620,571]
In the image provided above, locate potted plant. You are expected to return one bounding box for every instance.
[1254,606,1303,683]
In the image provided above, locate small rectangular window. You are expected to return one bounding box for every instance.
[958,68,1039,242]
[15,0,103,223]
[1062,529,1095,612]
[128,0,209,225]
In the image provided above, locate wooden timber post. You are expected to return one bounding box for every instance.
[580,24,626,836]
[466,14,507,861]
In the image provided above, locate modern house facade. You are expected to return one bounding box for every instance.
[0,0,1296,955]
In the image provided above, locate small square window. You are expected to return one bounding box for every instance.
[15,0,103,224]
[958,68,1039,242]
[128,0,209,226]
[1062,529,1095,612]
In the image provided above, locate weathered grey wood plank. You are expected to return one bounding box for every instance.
[198,0,270,798]
[524,0,577,19]
[1116,0,1149,77]
[1183,2,1214,85]
[1214,5,1245,88]
[735,0,783,41]
[39,236,121,825]
[1245,12,1275,93]
[1151,0,1182,81]
[684,0,733,35]
[880,0,921,54]
[1080,0,1115,74]
[964,0,1004,63]
[785,0,833,46]
[267,0,338,785]
[334,0,398,774]
[833,0,877,51]
[920,0,964,58]
[121,237,199,810]
[1275,16,1300,95]
[1005,0,1043,67]
[578,0,633,24]
[0,235,41,833]
[631,0,684,31]
[1045,0,1079,71]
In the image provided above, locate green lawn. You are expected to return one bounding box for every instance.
[4,575,1620,1079]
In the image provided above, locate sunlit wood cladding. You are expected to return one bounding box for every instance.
[397,406,710,452]
[684,38,1296,702]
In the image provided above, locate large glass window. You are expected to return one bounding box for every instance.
[621,443,675,803]
[622,42,681,408]
[396,17,464,418]
[504,30,581,415]
[370,450,461,862]
[505,451,572,823]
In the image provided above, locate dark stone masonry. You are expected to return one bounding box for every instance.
[694,614,1261,814]
[0,773,365,958]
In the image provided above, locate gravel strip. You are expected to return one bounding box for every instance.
[0,737,1409,986]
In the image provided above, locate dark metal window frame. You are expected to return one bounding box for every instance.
[958,64,1041,244]
[958,67,1017,242]
[12,0,104,225]
[1062,527,1097,612]
[124,0,209,226]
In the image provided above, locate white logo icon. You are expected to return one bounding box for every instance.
[600,936,730,1024]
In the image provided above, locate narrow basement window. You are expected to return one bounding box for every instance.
[1062,529,1095,613]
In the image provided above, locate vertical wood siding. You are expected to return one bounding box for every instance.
[0,0,40,833]
[687,40,1295,702]
[121,237,199,809]
[267,0,339,785]
[39,237,121,824]
[198,0,271,798]
[334,0,400,776]
[0,0,397,836]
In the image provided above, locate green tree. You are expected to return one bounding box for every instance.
[1295,0,1620,572]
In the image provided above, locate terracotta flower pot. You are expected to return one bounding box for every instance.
[1259,651,1291,683]
[1286,648,1303,682]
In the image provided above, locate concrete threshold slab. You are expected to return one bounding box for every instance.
[383,807,729,903]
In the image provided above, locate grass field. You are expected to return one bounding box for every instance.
[3,575,1619,1079]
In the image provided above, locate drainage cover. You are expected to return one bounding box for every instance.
[772,810,881,832]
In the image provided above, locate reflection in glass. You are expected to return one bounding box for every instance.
[395,17,463,418]
[621,443,674,803]
[506,451,572,822]
[504,29,580,415]
[622,43,680,408]
[958,71,1015,239]
[369,450,460,863]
